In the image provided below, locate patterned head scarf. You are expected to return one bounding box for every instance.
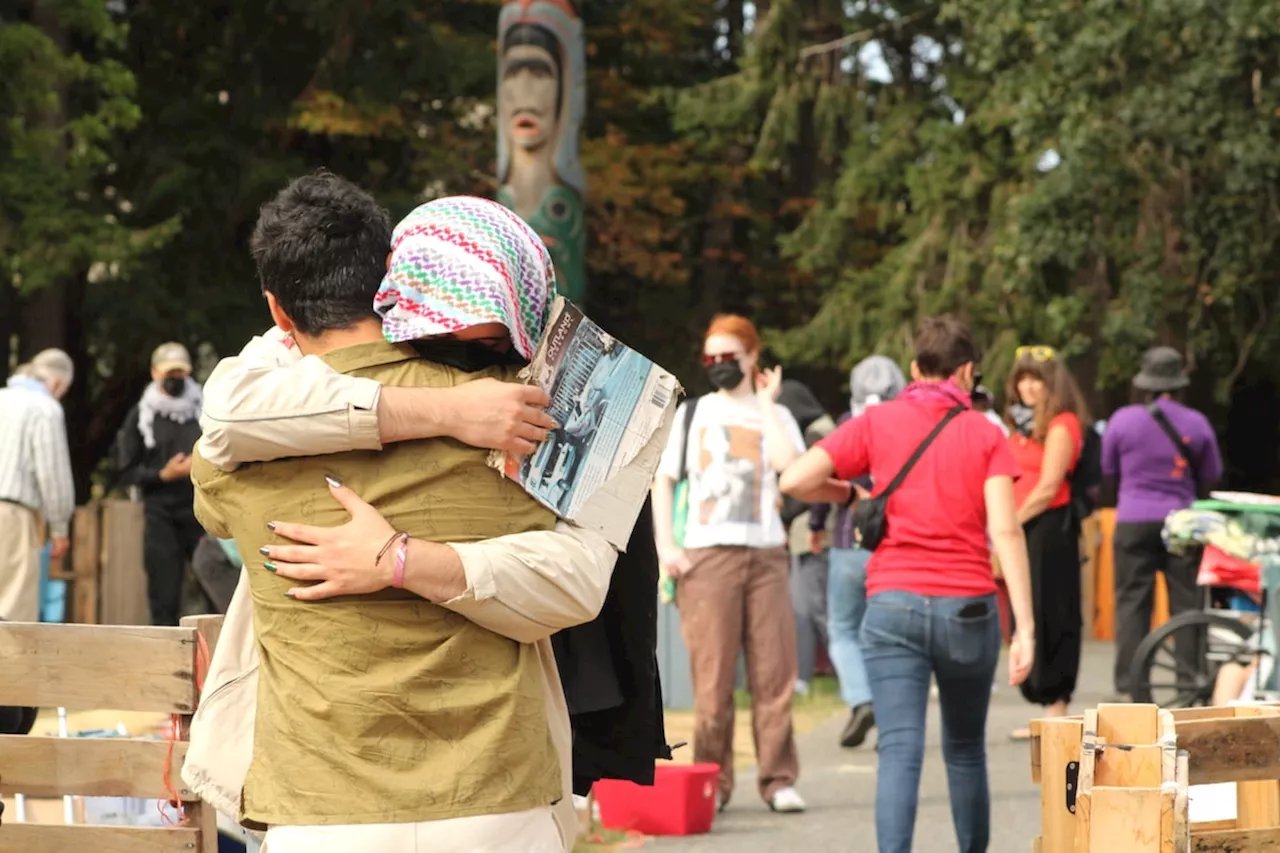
[374,196,558,360]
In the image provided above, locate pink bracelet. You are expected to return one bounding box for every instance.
[392,532,410,589]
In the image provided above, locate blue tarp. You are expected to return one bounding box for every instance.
[36,542,66,623]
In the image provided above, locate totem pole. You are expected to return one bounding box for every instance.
[497,0,587,304]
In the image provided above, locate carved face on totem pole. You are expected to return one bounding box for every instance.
[497,0,586,304]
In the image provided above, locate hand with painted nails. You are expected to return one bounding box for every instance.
[262,476,397,601]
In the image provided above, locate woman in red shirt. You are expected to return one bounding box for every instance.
[1004,346,1089,737]
[780,316,1034,853]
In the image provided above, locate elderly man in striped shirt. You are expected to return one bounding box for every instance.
[0,349,75,622]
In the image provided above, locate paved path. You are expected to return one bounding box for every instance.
[650,640,1116,853]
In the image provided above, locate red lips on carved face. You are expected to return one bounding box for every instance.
[513,114,542,134]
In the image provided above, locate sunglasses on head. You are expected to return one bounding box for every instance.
[702,352,742,366]
[1016,345,1057,362]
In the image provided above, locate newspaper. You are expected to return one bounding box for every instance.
[490,297,681,549]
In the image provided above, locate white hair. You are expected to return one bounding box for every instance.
[30,349,74,386]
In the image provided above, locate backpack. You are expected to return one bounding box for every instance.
[670,397,702,549]
[1068,425,1103,525]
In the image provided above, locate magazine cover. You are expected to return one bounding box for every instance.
[491,297,682,549]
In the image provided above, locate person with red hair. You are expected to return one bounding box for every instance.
[653,313,809,814]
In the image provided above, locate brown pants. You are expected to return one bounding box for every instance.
[676,546,799,804]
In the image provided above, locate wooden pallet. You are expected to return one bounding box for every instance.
[1030,704,1280,853]
[0,616,223,853]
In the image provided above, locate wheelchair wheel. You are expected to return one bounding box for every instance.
[1128,611,1255,708]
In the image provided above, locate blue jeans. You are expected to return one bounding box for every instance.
[827,547,871,708]
[861,590,1001,853]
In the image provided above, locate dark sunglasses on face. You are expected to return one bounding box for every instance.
[702,352,742,366]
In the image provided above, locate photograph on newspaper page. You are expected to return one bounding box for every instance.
[491,297,681,549]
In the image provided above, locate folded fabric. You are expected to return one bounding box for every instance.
[1163,508,1280,562]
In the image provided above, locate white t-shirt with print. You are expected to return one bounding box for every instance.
[657,392,805,550]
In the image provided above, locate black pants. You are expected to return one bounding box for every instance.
[144,502,204,627]
[1112,521,1201,694]
[1017,506,1082,706]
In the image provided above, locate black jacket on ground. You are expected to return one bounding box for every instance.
[114,405,202,512]
[552,497,673,794]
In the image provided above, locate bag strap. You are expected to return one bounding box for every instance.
[876,405,966,499]
[675,395,702,483]
[1147,402,1197,485]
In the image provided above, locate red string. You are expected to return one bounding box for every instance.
[159,631,212,827]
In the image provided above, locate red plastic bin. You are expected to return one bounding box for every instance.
[593,763,720,836]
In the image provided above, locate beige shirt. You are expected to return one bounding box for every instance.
[196,327,617,849]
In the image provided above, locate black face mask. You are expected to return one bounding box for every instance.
[410,339,526,373]
[706,360,745,391]
[162,377,187,397]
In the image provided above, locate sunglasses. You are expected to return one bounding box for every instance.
[1016,345,1057,362]
[702,352,742,366]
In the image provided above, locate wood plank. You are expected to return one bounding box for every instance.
[1180,716,1280,784]
[0,736,191,800]
[1099,703,1161,745]
[1177,752,1191,853]
[0,824,201,853]
[1235,708,1280,829]
[179,615,223,853]
[1040,718,1083,853]
[71,504,101,624]
[1174,708,1243,722]
[1094,508,1116,640]
[1089,786,1163,852]
[98,499,148,626]
[1097,745,1164,787]
[1191,827,1280,852]
[1162,789,1176,853]
[1075,726,1100,853]
[0,623,197,713]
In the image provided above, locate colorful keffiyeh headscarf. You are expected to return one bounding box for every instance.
[374,196,558,360]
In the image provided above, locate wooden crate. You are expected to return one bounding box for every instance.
[1031,704,1280,853]
[0,616,223,853]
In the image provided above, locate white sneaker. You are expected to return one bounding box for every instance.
[768,786,807,813]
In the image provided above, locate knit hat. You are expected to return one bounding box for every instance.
[374,196,558,360]
[850,355,907,416]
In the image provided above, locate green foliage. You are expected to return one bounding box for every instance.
[7,0,1280,490]
[0,0,146,295]
[726,0,1280,413]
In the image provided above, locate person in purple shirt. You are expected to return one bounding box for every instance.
[1102,346,1223,698]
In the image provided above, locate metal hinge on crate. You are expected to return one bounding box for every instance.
[1065,760,1079,814]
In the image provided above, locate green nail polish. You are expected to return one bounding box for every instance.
[264,561,277,572]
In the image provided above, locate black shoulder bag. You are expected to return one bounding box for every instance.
[851,405,966,551]
[1147,403,1198,485]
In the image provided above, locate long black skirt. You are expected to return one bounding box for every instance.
[1014,505,1082,706]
